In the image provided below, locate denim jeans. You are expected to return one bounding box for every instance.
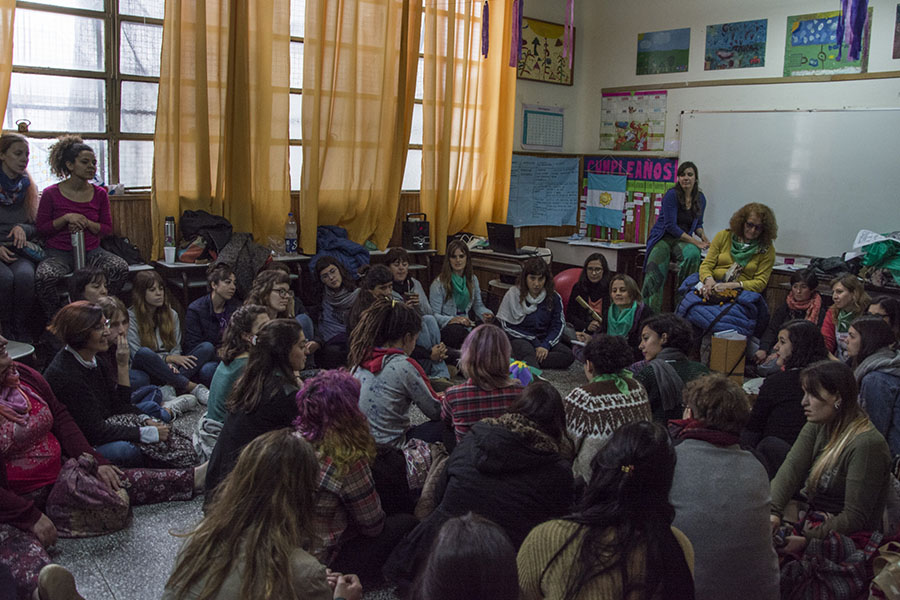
[131,385,170,423]
[415,314,450,378]
[131,342,216,392]
[94,440,143,467]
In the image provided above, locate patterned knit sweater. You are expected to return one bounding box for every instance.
[563,378,651,480]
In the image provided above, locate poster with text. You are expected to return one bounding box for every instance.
[705,19,767,70]
[784,9,872,76]
[636,28,690,75]
[599,91,667,151]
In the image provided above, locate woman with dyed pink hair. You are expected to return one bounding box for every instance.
[293,370,416,587]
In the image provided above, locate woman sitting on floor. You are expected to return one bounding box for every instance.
[164,429,363,600]
[43,302,197,468]
[346,264,394,335]
[184,262,241,353]
[193,304,270,462]
[587,273,653,357]
[441,324,522,443]
[429,239,493,350]
[634,313,709,424]
[847,316,900,457]
[306,257,359,369]
[821,273,870,362]
[517,421,695,600]
[127,270,213,401]
[204,318,307,499]
[565,334,651,482]
[68,265,107,304]
[498,256,573,370]
[0,331,203,600]
[869,295,900,342]
[565,253,612,339]
[294,370,417,586]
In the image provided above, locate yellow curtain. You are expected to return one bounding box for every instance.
[0,0,14,119]
[300,0,422,252]
[152,0,291,259]
[420,0,517,254]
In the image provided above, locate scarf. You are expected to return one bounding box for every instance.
[786,291,823,325]
[497,287,546,326]
[450,273,470,313]
[591,369,634,395]
[392,278,413,298]
[668,418,740,447]
[325,286,357,320]
[580,278,608,303]
[835,309,857,334]
[647,348,688,411]
[607,301,637,337]
[729,234,760,267]
[0,366,29,425]
[0,169,30,207]
[854,348,900,383]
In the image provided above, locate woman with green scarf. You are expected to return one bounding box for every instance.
[602,273,653,356]
[822,273,870,361]
[563,334,651,482]
[699,202,778,301]
[429,239,493,350]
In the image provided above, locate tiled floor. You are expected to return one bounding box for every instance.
[53,364,584,599]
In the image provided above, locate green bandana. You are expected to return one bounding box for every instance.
[591,369,635,395]
[730,234,760,267]
[607,301,637,337]
[451,273,470,313]
[836,309,856,333]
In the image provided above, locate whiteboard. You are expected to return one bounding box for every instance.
[679,109,900,257]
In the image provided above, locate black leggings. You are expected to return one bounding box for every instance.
[510,337,574,370]
[329,514,419,586]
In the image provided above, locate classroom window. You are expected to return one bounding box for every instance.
[289,0,305,191]
[4,1,164,191]
[401,35,425,192]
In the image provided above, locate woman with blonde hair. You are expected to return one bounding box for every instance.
[821,273,870,361]
[163,428,363,600]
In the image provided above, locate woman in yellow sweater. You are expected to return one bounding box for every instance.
[517,421,694,600]
[699,202,777,299]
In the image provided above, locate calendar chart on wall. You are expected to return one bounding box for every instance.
[522,105,565,150]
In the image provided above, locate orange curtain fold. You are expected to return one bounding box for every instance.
[152,0,291,259]
[0,0,14,119]
[300,0,422,252]
[420,0,517,254]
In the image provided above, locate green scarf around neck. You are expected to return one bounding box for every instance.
[730,234,760,267]
[591,369,635,394]
[450,273,470,313]
[836,309,857,333]
[607,301,637,337]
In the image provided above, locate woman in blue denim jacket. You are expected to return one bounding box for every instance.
[848,315,900,456]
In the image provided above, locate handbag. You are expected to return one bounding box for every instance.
[45,453,131,538]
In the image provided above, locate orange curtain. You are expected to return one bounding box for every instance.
[0,0,14,119]
[152,0,291,259]
[300,0,422,252]
[420,0,517,253]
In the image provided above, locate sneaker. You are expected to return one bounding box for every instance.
[37,564,85,600]
[192,384,210,406]
[159,385,177,404]
[162,394,200,420]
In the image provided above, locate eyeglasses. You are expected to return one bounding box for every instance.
[319,267,340,280]
[273,289,292,298]
[586,267,604,274]
[745,222,764,231]
[93,319,111,331]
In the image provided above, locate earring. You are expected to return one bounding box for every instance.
[834,399,842,411]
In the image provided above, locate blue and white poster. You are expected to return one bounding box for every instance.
[507,155,579,227]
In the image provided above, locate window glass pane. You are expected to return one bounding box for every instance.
[121,81,158,134]
[120,0,165,19]
[290,42,304,89]
[120,21,163,77]
[119,140,153,187]
[289,145,303,191]
[410,104,422,145]
[13,10,104,72]
[415,57,423,100]
[24,0,103,10]
[289,93,302,140]
[23,138,109,193]
[291,0,305,38]
[4,74,106,133]
[402,149,421,191]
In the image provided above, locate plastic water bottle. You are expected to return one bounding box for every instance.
[285,213,298,255]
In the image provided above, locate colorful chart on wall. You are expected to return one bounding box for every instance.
[599,91,667,151]
[517,18,574,86]
[783,9,872,76]
[636,28,690,75]
[705,19,767,70]
[894,5,900,59]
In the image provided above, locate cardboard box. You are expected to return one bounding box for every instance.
[709,331,746,384]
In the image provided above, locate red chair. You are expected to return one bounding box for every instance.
[553,268,582,319]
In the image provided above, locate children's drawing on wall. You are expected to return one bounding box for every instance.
[516,17,574,86]
[599,91,667,152]
[705,19,767,70]
[783,9,872,77]
[893,4,900,59]
[636,28,690,75]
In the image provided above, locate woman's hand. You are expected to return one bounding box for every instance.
[770,514,782,532]
[701,276,716,299]
[696,240,710,251]
[449,316,471,326]
[333,574,363,600]
[481,312,494,323]
[166,354,197,370]
[66,213,89,232]
[31,513,58,548]
[306,341,321,354]
[97,464,124,491]
[587,319,602,332]
[115,333,130,367]
[154,423,170,442]
[754,349,768,364]
[0,246,15,264]
[778,535,808,558]
[8,225,26,249]
[404,293,420,307]
[430,343,448,362]
[575,331,590,343]
[536,346,549,363]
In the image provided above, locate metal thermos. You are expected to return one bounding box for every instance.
[71,230,86,270]
[164,216,176,247]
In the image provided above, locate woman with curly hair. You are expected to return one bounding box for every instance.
[245,266,315,342]
[295,370,417,585]
[307,257,360,369]
[517,421,694,600]
[34,135,127,317]
[429,240,493,349]
[164,429,363,600]
[699,202,777,300]
[821,273,870,361]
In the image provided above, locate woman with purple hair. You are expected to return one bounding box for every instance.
[294,370,416,586]
[441,324,523,442]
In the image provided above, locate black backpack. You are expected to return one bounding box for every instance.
[100,235,144,265]
[179,210,233,253]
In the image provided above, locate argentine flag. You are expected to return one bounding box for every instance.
[586,173,627,230]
